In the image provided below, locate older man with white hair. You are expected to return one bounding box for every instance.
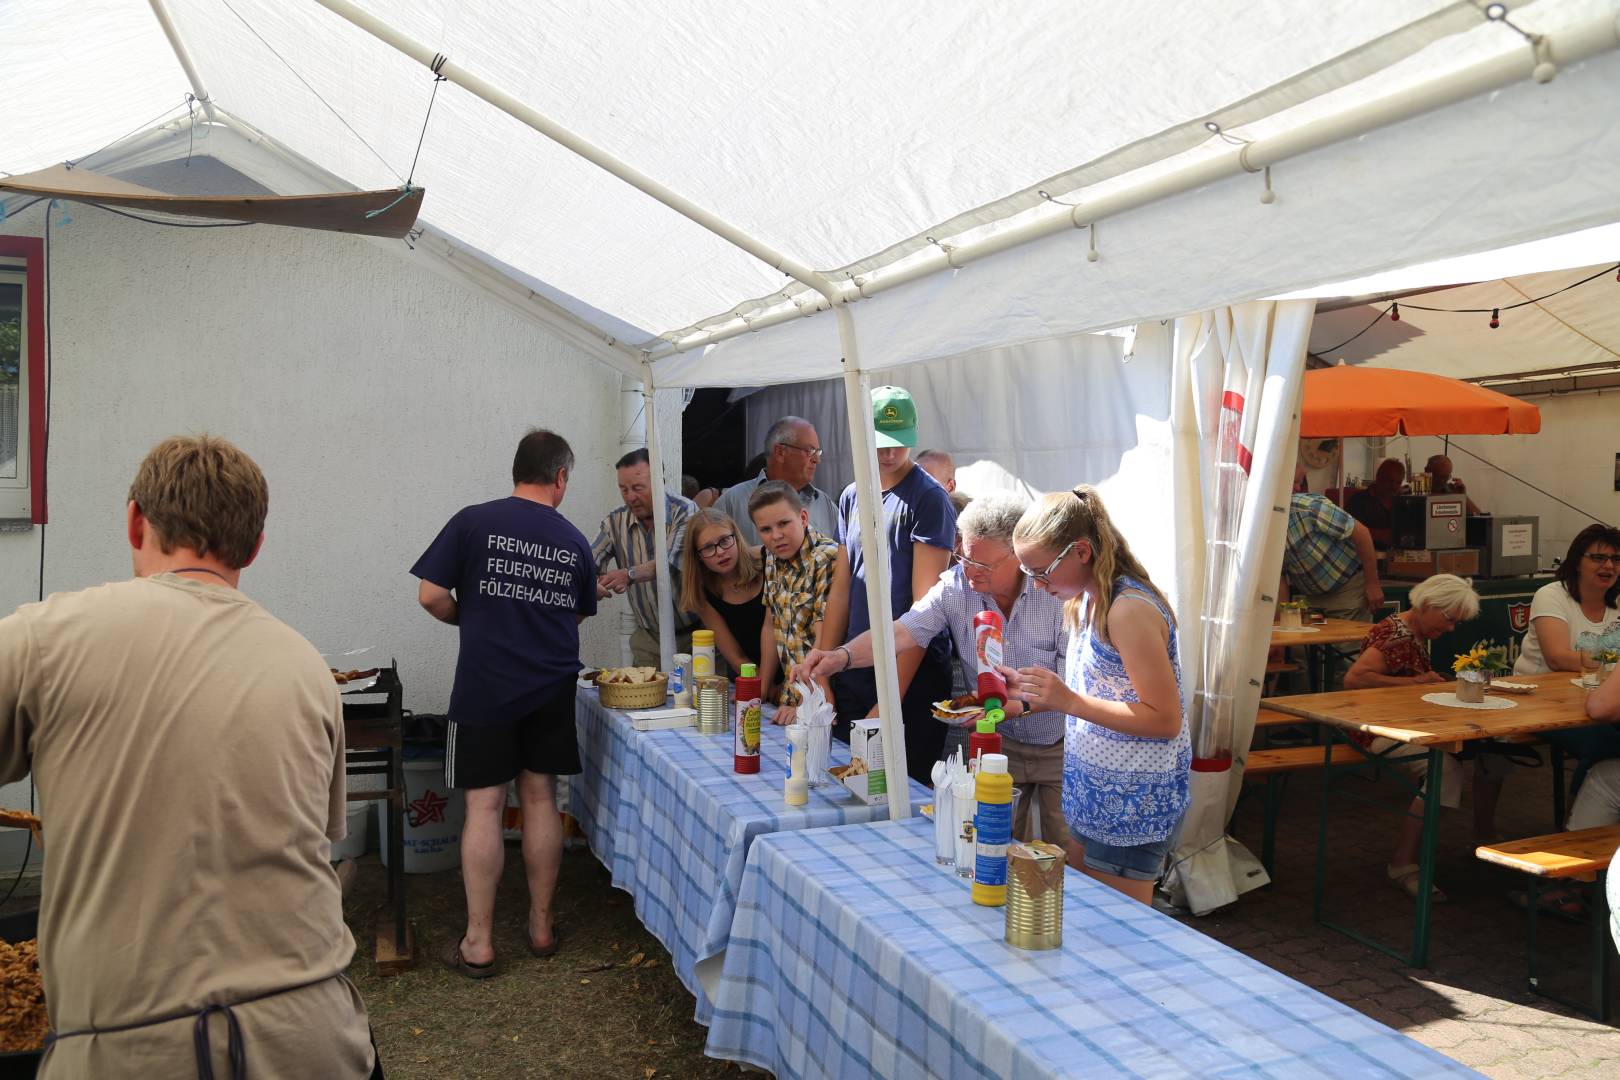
[802,492,1069,843]
[715,416,839,546]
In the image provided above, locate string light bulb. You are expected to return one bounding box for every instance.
[1489,307,1500,329]
[1389,303,1400,322]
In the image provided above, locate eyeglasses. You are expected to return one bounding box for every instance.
[1585,552,1620,567]
[953,550,1014,574]
[1019,541,1077,583]
[697,533,737,559]
[781,442,824,462]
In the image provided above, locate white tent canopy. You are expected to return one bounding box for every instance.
[6,1,1620,379]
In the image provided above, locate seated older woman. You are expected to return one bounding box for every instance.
[1343,574,1499,901]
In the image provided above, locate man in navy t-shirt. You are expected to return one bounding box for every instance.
[412,429,596,976]
[834,386,957,786]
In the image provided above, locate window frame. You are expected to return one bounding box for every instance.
[0,235,45,524]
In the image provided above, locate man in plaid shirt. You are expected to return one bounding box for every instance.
[1282,465,1384,621]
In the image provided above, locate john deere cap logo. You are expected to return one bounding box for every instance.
[883,405,900,421]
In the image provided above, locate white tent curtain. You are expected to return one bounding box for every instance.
[1162,300,1313,916]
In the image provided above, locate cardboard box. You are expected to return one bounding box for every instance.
[1385,547,1481,581]
[828,717,889,804]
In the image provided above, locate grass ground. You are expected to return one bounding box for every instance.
[343,844,738,1080]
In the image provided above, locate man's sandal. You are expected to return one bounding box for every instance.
[443,940,501,979]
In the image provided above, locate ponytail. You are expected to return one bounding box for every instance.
[1013,485,1172,642]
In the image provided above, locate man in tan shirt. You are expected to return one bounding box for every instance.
[0,435,377,1078]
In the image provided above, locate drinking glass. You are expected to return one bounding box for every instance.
[1579,647,1602,689]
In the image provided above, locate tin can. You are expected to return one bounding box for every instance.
[695,675,731,735]
[1004,841,1065,950]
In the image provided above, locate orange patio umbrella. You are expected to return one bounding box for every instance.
[1299,366,1541,438]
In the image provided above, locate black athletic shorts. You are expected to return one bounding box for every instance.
[444,682,582,790]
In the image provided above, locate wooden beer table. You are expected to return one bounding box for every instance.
[1270,618,1373,691]
[1263,670,1598,967]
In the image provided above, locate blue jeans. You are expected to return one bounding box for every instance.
[1074,816,1186,882]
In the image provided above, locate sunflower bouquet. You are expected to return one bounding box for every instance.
[1452,641,1507,702]
[1452,641,1509,675]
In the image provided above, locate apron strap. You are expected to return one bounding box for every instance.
[193,1003,246,1080]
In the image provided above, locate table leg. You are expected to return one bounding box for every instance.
[1408,748,1444,968]
[390,747,406,952]
[1592,872,1611,1024]
[1312,734,1336,923]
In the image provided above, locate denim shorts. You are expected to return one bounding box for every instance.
[1073,820,1183,882]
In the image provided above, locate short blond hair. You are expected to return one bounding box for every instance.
[127,434,268,569]
[1408,573,1480,622]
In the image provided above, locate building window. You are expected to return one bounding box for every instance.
[0,236,45,524]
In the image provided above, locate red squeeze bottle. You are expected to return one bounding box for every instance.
[971,610,1008,769]
[973,610,1007,707]
[733,663,762,774]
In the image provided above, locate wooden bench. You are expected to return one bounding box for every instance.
[1475,825,1620,1022]
[1254,707,1308,730]
[1243,742,1367,876]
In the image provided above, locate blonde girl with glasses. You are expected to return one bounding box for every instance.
[679,509,768,679]
[999,485,1188,903]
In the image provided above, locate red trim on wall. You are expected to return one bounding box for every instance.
[0,235,46,524]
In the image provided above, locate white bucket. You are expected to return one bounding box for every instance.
[331,802,370,862]
[379,760,466,874]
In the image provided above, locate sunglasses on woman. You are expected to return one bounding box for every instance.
[1019,540,1076,583]
[697,533,737,559]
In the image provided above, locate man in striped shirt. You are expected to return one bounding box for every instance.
[802,493,1069,842]
[592,448,698,667]
[1282,465,1384,622]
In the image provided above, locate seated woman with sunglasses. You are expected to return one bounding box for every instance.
[1512,523,1620,797]
[998,485,1188,904]
[678,509,768,680]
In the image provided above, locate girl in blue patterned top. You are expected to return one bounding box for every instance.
[1000,486,1189,903]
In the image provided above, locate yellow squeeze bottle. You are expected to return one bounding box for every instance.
[971,753,1013,906]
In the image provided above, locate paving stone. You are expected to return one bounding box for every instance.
[1176,768,1620,1078]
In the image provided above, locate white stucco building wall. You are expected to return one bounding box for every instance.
[0,198,662,861]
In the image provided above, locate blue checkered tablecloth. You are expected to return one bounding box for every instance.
[571,688,928,1024]
[706,818,1480,1079]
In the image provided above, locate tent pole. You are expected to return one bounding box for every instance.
[146,0,218,123]
[641,361,677,673]
[837,309,911,821]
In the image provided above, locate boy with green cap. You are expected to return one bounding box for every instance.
[832,385,957,786]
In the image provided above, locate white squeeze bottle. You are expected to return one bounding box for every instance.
[784,725,809,806]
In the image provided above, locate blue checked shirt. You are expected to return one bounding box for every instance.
[592,492,698,634]
[1283,493,1360,597]
[897,564,1067,745]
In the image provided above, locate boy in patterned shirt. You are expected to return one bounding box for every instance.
[749,481,850,725]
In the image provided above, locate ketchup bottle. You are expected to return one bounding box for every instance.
[733,663,762,774]
[971,610,1009,770]
[973,610,1007,708]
